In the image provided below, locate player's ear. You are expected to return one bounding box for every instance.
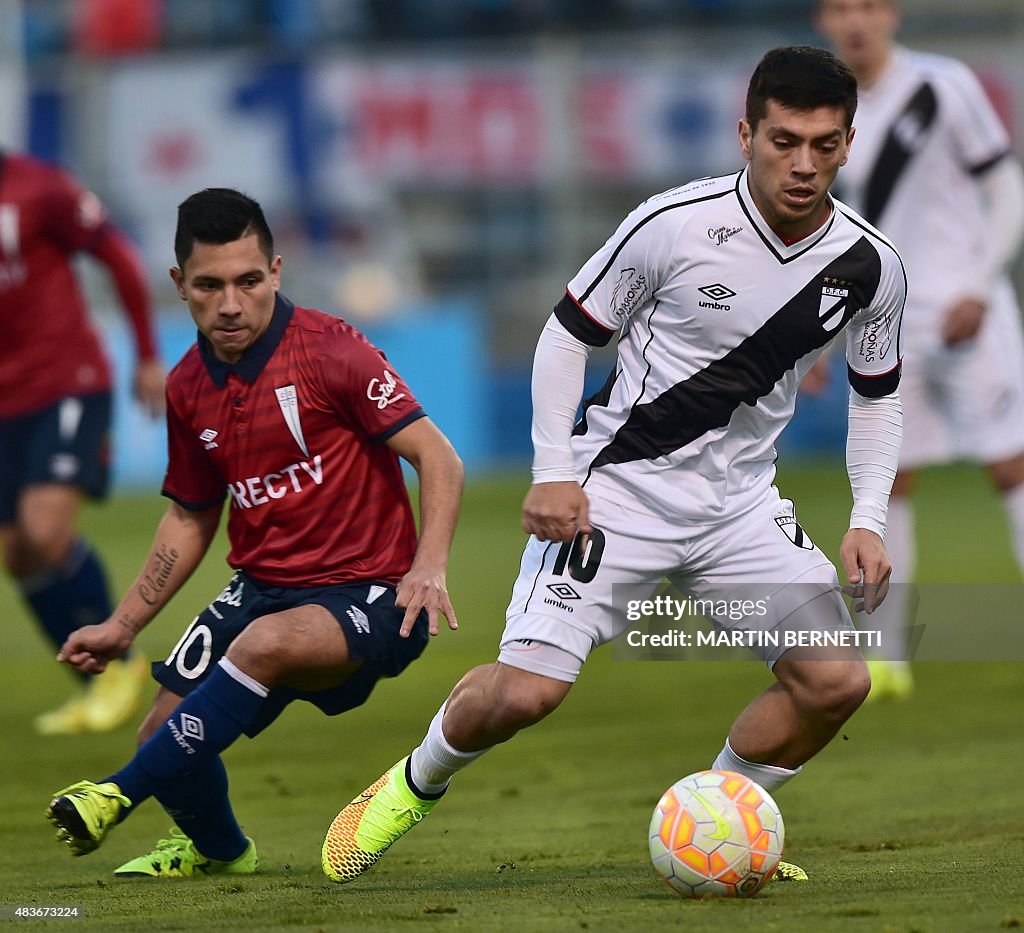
[169,266,187,300]
[841,126,856,166]
[738,119,753,161]
[270,254,283,291]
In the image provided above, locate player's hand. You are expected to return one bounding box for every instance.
[133,359,166,418]
[839,528,891,614]
[941,298,986,346]
[522,481,592,542]
[57,620,133,674]
[395,566,458,638]
[799,356,832,396]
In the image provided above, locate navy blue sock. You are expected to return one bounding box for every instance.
[105,659,268,814]
[19,539,119,673]
[152,756,249,862]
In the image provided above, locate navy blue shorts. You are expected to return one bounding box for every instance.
[0,392,111,522]
[153,571,430,737]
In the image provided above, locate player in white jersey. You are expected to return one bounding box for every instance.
[816,0,1024,699]
[321,46,905,886]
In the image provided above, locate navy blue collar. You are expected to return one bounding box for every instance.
[199,294,294,388]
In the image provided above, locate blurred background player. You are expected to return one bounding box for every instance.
[814,0,1024,699]
[0,149,164,734]
[44,188,462,879]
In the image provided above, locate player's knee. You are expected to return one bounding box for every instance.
[9,524,75,573]
[797,661,870,723]
[494,670,569,730]
[225,616,291,683]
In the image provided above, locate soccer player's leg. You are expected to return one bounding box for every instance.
[323,500,668,883]
[322,662,575,883]
[969,287,1024,576]
[681,492,872,882]
[46,574,264,862]
[108,685,254,874]
[1,393,141,734]
[861,350,941,702]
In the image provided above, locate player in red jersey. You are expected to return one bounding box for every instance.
[43,188,464,878]
[0,150,164,735]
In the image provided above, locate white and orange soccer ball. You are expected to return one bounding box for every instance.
[648,769,785,898]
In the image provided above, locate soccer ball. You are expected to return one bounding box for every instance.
[648,769,784,898]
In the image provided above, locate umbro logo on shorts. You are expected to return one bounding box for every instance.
[546,583,581,600]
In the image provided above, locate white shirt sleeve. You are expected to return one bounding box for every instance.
[975,156,1024,297]
[847,389,903,537]
[531,314,591,484]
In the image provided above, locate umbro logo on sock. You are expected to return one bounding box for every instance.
[180,713,205,742]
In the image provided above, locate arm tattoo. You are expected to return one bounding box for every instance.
[137,544,180,607]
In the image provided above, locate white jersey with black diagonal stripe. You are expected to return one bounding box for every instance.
[836,46,1010,333]
[555,169,906,524]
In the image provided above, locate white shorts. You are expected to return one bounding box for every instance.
[899,282,1024,470]
[499,486,851,681]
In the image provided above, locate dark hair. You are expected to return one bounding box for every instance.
[174,188,274,268]
[745,46,858,131]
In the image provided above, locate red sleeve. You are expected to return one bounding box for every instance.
[320,325,425,441]
[43,168,159,362]
[42,168,110,252]
[161,394,225,509]
[89,228,159,362]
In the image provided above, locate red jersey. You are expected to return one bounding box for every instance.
[0,151,157,418]
[162,298,424,586]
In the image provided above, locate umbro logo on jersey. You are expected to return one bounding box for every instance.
[819,277,851,332]
[199,428,219,450]
[698,283,736,310]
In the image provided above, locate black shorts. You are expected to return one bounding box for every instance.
[0,391,111,522]
[153,571,430,737]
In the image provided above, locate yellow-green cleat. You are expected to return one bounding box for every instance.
[83,655,149,733]
[34,692,89,736]
[114,829,258,878]
[46,781,130,856]
[771,860,809,882]
[322,756,442,883]
[865,659,914,703]
[35,656,149,737]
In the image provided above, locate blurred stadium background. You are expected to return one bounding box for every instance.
[4,7,1024,927]
[1,0,1022,487]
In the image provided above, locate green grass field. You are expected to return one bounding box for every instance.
[2,464,1022,932]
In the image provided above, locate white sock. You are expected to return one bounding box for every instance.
[711,739,801,793]
[871,496,915,665]
[408,702,490,797]
[1001,483,1024,573]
